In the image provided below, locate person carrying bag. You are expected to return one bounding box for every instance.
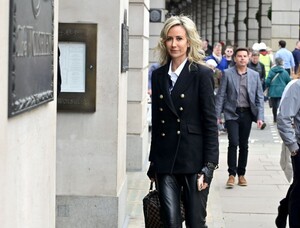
[265,57,291,123]
[146,15,219,228]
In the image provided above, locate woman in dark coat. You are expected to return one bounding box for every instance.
[147,15,219,228]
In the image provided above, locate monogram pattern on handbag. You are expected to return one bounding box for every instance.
[143,182,185,228]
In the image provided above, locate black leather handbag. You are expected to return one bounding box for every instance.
[143,182,185,228]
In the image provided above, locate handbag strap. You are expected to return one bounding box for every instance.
[271,72,280,84]
[150,181,154,191]
[149,181,157,191]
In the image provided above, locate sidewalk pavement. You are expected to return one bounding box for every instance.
[126,105,291,228]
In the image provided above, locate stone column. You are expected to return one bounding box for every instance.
[220,0,228,43]
[260,0,272,47]
[227,0,235,45]
[149,0,165,65]
[196,0,202,33]
[201,0,207,40]
[206,0,214,44]
[248,0,259,47]
[191,0,198,22]
[0,1,57,228]
[213,0,221,44]
[127,0,150,172]
[237,0,247,47]
[56,0,129,227]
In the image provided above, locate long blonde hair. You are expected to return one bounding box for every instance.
[156,15,204,66]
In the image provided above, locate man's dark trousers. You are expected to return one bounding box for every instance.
[225,109,252,176]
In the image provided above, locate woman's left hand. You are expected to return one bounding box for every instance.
[197,174,209,191]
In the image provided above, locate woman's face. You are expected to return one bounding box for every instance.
[165,25,189,62]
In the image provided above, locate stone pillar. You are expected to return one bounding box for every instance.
[191,0,198,22]
[201,0,207,40]
[149,0,165,64]
[147,0,165,174]
[127,0,150,172]
[206,0,213,44]
[248,0,259,47]
[213,0,221,44]
[227,0,235,45]
[220,0,228,43]
[196,0,202,33]
[271,0,299,50]
[0,1,57,228]
[56,0,128,227]
[260,0,272,47]
[237,0,247,47]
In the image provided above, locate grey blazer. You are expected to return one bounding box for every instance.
[215,66,264,122]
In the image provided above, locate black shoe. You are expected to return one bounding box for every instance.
[261,122,266,130]
[275,206,287,228]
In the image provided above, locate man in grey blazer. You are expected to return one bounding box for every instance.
[215,47,264,187]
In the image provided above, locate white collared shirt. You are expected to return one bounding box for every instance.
[168,58,188,87]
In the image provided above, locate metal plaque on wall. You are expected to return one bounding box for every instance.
[8,0,54,117]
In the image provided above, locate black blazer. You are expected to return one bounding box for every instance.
[149,61,219,174]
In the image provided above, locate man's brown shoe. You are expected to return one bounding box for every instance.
[226,175,235,187]
[238,175,247,186]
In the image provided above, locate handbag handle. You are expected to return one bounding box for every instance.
[149,180,157,191]
[150,181,154,191]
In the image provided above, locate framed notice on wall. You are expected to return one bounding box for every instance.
[8,0,54,117]
[59,42,86,93]
[57,23,97,112]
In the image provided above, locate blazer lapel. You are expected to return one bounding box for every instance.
[229,67,239,94]
[157,66,178,117]
[246,69,254,97]
[171,62,196,102]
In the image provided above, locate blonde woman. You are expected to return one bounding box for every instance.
[147,15,219,227]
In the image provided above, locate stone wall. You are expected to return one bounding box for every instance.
[0,0,57,227]
[56,0,129,227]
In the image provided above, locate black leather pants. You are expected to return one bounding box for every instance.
[156,174,209,228]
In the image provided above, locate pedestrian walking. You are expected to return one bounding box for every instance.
[206,43,231,134]
[276,73,300,228]
[248,50,266,89]
[292,40,300,74]
[258,42,273,78]
[202,39,213,56]
[265,57,291,123]
[224,45,235,67]
[205,42,228,74]
[215,47,264,188]
[275,40,295,76]
[147,15,219,228]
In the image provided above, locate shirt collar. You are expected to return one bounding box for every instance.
[235,67,248,76]
[168,58,188,77]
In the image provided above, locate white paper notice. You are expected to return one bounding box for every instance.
[59,42,86,93]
